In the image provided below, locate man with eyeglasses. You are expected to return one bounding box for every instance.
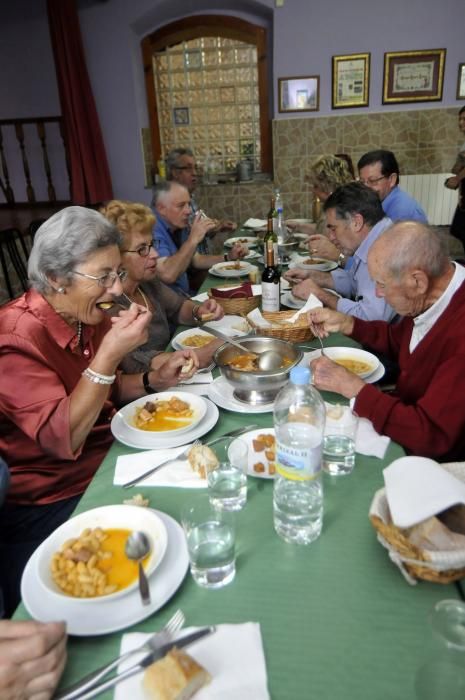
[357,150,427,223]
[151,180,246,295]
[166,148,237,237]
[284,182,397,322]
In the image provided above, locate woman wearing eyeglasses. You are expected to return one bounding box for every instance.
[0,206,199,617]
[100,200,225,371]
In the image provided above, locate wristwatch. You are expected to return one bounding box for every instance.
[142,370,156,394]
[192,304,201,323]
[338,252,346,267]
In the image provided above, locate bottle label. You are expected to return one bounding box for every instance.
[276,437,322,481]
[262,281,280,312]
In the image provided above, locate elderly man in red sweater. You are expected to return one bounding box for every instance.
[308,220,465,461]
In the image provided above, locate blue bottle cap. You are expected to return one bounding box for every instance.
[290,366,310,385]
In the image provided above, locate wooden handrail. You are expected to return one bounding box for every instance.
[0,116,71,206]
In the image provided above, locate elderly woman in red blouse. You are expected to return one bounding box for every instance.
[0,206,198,617]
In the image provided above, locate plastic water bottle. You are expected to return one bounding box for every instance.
[273,366,326,545]
[274,188,283,217]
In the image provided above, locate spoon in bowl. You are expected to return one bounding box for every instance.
[125,531,151,606]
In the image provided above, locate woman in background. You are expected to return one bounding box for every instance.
[287,154,353,263]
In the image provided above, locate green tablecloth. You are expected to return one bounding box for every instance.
[15,271,461,699]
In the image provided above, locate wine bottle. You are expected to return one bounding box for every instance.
[262,239,281,313]
[264,196,278,263]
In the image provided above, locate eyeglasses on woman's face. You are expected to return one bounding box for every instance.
[72,269,128,288]
[121,240,159,257]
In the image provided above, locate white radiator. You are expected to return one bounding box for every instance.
[401,173,458,226]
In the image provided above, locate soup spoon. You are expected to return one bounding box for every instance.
[125,531,151,606]
[205,327,282,371]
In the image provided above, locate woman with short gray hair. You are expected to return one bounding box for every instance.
[0,206,198,617]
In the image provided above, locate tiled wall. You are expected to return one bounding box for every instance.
[195,106,463,225]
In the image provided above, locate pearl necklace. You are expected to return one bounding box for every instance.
[76,320,82,347]
[123,287,149,310]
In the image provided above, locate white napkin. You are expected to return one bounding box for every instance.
[243,218,267,229]
[114,446,206,488]
[383,456,465,528]
[114,623,269,700]
[247,307,272,328]
[288,293,322,323]
[177,371,213,396]
[191,292,208,302]
[325,400,390,459]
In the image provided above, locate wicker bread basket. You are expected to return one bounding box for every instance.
[208,283,260,315]
[248,310,314,343]
[369,462,465,584]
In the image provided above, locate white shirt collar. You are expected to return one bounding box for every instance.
[410,262,465,352]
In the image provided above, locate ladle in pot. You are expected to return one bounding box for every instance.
[205,327,282,371]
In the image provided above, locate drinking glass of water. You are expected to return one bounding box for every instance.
[415,599,465,699]
[207,437,248,511]
[323,405,358,476]
[181,496,236,589]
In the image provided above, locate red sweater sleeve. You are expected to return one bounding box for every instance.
[351,316,406,360]
[353,342,465,459]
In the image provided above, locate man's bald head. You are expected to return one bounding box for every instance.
[369,221,450,281]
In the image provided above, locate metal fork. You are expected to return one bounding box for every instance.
[310,324,327,356]
[55,609,185,700]
[122,440,201,489]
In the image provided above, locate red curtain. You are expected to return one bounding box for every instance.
[47,0,113,205]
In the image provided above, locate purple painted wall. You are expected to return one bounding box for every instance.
[1,0,464,205]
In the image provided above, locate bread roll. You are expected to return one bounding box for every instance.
[199,312,215,322]
[180,357,195,376]
[187,444,218,479]
[143,648,210,700]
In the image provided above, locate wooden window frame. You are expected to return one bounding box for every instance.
[141,14,272,177]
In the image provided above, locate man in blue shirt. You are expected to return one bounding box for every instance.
[152,181,245,296]
[358,150,427,223]
[284,183,396,322]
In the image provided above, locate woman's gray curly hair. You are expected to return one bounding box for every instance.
[28,206,122,293]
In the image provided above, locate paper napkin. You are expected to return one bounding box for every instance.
[383,456,465,528]
[247,307,272,328]
[115,623,270,700]
[288,293,322,323]
[176,371,213,396]
[243,218,267,228]
[114,446,206,488]
[327,400,390,459]
[191,292,209,302]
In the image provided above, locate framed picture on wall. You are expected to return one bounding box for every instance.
[457,63,465,100]
[278,76,320,113]
[383,49,446,104]
[331,53,370,109]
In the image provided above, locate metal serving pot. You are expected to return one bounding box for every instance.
[213,335,303,405]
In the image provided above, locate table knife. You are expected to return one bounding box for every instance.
[121,423,260,488]
[58,626,215,700]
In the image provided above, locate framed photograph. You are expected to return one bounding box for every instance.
[332,53,370,109]
[383,49,446,104]
[457,63,465,100]
[278,76,319,113]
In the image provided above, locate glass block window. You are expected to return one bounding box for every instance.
[153,37,261,174]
